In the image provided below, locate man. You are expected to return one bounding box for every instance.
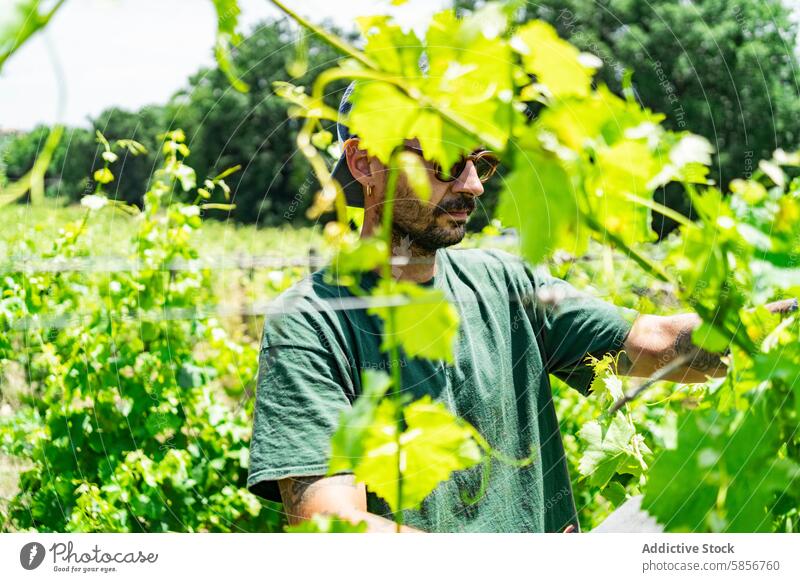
[246,86,796,533]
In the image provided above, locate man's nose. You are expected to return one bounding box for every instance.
[452,160,484,197]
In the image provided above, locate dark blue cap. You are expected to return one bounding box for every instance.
[331,82,365,207]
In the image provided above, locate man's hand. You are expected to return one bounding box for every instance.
[618,298,798,383]
[277,474,422,533]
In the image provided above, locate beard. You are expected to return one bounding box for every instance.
[391,193,476,252]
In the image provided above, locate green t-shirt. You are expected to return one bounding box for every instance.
[247,248,637,532]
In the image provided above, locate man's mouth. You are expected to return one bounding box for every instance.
[436,200,476,223]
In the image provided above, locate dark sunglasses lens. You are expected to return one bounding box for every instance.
[474,155,498,182]
[436,160,465,182]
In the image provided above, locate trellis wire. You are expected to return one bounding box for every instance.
[2,247,666,332]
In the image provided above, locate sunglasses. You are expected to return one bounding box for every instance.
[404,145,499,183]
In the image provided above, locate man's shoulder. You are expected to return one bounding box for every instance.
[442,247,530,282]
[261,269,350,347]
[270,269,346,306]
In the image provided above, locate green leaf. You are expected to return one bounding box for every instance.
[589,139,659,243]
[328,370,392,476]
[578,412,649,489]
[352,396,482,512]
[497,149,585,265]
[284,514,367,533]
[691,322,732,353]
[643,403,799,532]
[396,151,431,201]
[602,481,627,507]
[512,20,597,99]
[347,82,419,164]
[424,9,513,160]
[212,0,249,93]
[368,279,460,362]
[328,237,388,287]
[357,15,423,78]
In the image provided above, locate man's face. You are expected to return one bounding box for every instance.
[382,140,487,252]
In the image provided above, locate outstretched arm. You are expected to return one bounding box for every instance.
[278,474,423,533]
[618,299,798,383]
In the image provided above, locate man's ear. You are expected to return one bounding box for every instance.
[344,138,375,187]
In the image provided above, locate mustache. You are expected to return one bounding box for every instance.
[434,197,476,215]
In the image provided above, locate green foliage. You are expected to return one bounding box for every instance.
[458,0,800,234]
[0,0,66,71]
[367,280,460,363]
[643,401,800,532]
[578,413,650,490]
[3,0,800,535]
[0,130,282,532]
[284,514,367,532]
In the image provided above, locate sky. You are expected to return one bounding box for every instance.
[0,0,450,131]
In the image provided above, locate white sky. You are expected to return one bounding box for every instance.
[0,0,450,131]
[3,0,800,131]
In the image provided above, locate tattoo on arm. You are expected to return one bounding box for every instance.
[278,474,357,525]
[676,298,797,373]
[673,327,726,374]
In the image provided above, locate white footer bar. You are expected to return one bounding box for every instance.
[1,533,798,581]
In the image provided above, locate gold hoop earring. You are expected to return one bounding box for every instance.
[366,184,373,198]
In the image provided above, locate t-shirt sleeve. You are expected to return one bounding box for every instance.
[529,268,639,395]
[247,327,353,503]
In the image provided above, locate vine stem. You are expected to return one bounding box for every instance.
[267,0,377,70]
[380,155,405,532]
[609,351,695,414]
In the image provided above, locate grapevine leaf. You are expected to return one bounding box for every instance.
[368,280,460,363]
[347,82,420,164]
[357,16,423,78]
[284,514,367,533]
[642,403,799,532]
[424,9,514,161]
[328,237,388,287]
[328,370,392,476]
[497,149,585,265]
[512,20,597,99]
[589,139,658,243]
[396,151,431,202]
[578,412,649,489]
[691,322,732,353]
[354,396,482,512]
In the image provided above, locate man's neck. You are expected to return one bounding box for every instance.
[388,231,437,283]
[360,219,437,283]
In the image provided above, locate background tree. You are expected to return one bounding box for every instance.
[167,18,349,226]
[3,18,347,225]
[3,126,95,201]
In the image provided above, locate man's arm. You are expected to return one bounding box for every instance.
[618,299,798,383]
[277,474,422,533]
